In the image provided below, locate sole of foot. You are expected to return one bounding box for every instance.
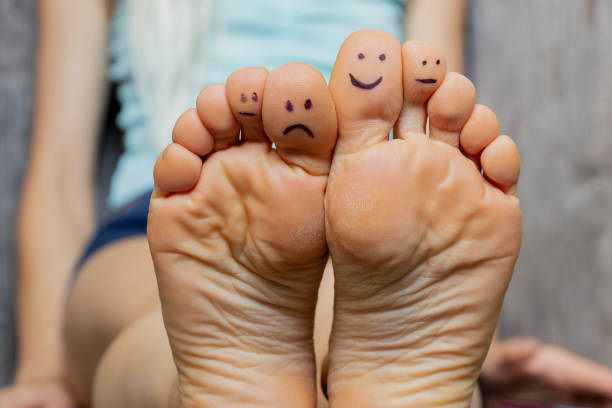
[325,30,522,407]
[148,64,337,408]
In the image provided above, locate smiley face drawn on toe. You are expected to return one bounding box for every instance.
[237,92,259,117]
[350,73,383,90]
[348,52,387,90]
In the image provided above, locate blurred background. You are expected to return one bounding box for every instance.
[1,0,611,402]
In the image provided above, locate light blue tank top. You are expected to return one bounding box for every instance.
[108,0,407,208]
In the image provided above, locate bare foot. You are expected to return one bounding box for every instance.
[325,30,522,407]
[148,64,337,407]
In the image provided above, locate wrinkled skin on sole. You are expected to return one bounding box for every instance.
[149,64,337,408]
[325,31,522,407]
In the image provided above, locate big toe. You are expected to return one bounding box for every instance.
[329,30,403,155]
[263,62,337,175]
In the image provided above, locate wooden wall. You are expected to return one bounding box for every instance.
[0,0,35,385]
[469,0,612,366]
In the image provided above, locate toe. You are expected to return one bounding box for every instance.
[153,143,202,196]
[329,30,403,155]
[172,109,215,156]
[396,41,446,139]
[263,62,337,175]
[154,109,214,196]
[226,67,268,142]
[195,83,241,150]
[427,72,476,147]
[481,135,521,193]
[459,104,499,156]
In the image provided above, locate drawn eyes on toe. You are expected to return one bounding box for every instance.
[238,92,259,117]
[357,52,386,62]
[421,59,441,66]
[282,98,316,138]
[349,51,388,90]
[285,99,313,112]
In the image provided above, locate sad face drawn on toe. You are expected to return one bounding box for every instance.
[282,99,315,138]
[237,92,260,117]
[263,62,337,158]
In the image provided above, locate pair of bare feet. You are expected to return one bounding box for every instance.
[147,30,522,407]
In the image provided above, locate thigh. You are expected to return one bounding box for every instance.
[93,310,177,408]
[65,237,160,402]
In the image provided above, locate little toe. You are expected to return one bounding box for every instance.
[427,72,476,148]
[226,67,268,142]
[262,62,337,175]
[481,135,521,193]
[396,40,446,139]
[329,30,403,154]
[153,143,203,196]
[459,104,499,156]
[195,83,241,150]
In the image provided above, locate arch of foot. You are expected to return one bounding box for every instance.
[262,62,337,175]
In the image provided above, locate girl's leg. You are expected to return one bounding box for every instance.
[65,236,334,407]
[92,310,178,408]
[64,237,160,403]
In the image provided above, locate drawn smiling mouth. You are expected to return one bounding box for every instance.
[238,112,257,116]
[415,78,437,84]
[283,123,314,138]
[349,73,383,90]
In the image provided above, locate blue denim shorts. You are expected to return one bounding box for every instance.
[74,191,152,272]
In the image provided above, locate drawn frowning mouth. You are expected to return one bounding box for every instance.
[283,123,314,138]
[349,73,383,90]
[415,78,437,84]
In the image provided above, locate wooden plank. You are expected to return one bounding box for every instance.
[0,0,36,385]
[469,0,612,366]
